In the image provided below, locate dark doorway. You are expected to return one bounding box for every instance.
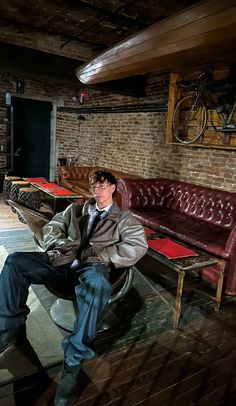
[12,97,52,178]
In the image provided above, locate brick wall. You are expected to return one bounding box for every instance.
[0,71,236,192]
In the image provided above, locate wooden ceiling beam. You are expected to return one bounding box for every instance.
[76,0,236,84]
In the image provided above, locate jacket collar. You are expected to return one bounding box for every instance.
[83,198,122,222]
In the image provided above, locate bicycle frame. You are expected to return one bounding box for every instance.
[172,73,208,144]
[173,72,236,144]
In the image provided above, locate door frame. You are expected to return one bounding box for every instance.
[12,94,57,181]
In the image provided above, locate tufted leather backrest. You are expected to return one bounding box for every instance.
[164,179,236,229]
[59,166,100,181]
[118,177,236,230]
[59,166,141,182]
[110,170,140,180]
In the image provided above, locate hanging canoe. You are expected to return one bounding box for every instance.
[76,0,236,85]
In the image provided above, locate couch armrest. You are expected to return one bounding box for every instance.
[117,178,167,209]
[225,224,236,254]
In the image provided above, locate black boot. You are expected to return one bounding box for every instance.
[0,325,26,354]
[55,361,83,406]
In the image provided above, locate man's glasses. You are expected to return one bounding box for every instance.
[89,183,111,193]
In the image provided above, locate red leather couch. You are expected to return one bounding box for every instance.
[118,177,236,296]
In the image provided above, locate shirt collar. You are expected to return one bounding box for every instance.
[88,202,112,215]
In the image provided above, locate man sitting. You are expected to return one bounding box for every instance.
[0,170,148,405]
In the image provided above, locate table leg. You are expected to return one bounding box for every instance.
[215,260,225,311]
[173,269,185,329]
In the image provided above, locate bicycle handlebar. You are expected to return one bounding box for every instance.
[177,80,197,89]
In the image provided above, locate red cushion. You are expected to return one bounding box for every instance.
[131,207,230,259]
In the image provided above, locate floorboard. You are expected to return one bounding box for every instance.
[0,195,236,405]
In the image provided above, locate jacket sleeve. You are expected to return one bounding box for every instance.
[42,204,74,251]
[96,215,148,268]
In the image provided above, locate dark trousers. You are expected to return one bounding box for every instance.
[0,252,112,366]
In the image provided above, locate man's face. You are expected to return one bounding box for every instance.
[89,181,116,208]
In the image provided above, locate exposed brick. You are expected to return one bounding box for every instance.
[1,72,236,192]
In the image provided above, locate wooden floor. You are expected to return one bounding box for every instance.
[0,194,28,231]
[0,195,236,405]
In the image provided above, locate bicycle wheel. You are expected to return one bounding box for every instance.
[173,95,207,144]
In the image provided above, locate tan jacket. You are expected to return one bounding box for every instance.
[43,199,148,268]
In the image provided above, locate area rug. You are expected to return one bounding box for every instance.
[0,245,64,386]
[0,228,37,253]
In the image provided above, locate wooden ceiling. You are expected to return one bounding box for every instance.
[77,0,236,85]
[1,1,235,94]
[0,0,201,91]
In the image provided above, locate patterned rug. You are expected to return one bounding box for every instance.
[0,244,64,386]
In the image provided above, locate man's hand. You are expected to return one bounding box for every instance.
[47,245,79,267]
[81,247,102,265]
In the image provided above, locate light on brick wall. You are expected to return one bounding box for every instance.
[79,91,89,104]
[16,80,25,94]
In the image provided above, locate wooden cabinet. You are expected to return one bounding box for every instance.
[0,104,14,173]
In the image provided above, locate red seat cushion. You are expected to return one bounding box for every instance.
[131,207,230,259]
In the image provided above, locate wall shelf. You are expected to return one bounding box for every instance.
[0,105,14,172]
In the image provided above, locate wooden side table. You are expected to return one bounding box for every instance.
[140,233,226,329]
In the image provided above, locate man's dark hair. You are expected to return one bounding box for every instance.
[90,170,117,186]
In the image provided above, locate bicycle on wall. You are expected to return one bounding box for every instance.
[172,72,236,144]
